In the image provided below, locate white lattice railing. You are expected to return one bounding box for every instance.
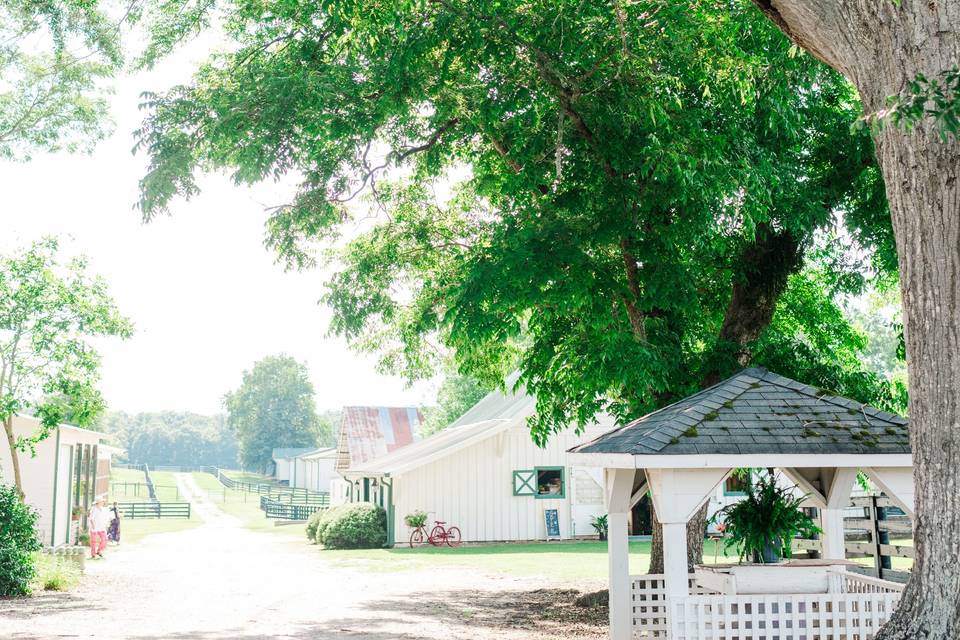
[631,574,719,637]
[631,572,904,639]
[670,592,901,639]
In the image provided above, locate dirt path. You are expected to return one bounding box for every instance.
[0,476,605,640]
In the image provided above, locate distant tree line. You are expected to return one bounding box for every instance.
[98,411,240,469]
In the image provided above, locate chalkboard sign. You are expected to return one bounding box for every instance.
[544,508,560,538]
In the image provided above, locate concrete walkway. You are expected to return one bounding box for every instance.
[0,475,604,640]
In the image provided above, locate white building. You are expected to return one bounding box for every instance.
[0,415,105,546]
[289,447,338,493]
[342,379,618,546]
[271,447,315,484]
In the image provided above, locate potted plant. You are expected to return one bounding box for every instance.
[404,510,428,529]
[71,506,85,521]
[591,514,609,541]
[712,471,820,563]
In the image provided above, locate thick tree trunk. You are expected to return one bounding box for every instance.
[3,416,25,501]
[750,2,960,637]
[704,225,802,386]
[648,501,710,573]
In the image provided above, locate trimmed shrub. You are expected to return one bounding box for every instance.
[0,483,42,596]
[313,504,348,544]
[305,509,327,542]
[317,503,387,549]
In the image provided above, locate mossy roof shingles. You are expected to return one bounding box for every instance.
[572,367,910,456]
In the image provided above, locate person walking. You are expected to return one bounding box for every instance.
[87,495,110,559]
[107,501,121,544]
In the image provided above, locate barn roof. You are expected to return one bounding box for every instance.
[271,447,316,461]
[335,406,424,471]
[298,447,337,461]
[345,374,616,477]
[571,367,910,457]
[344,374,538,476]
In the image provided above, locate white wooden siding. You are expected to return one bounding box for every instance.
[392,425,608,543]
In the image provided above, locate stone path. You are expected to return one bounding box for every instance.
[0,475,605,640]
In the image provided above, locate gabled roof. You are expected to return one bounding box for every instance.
[345,374,536,476]
[271,447,316,461]
[345,375,615,477]
[571,367,910,456]
[299,447,337,461]
[335,406,424,471]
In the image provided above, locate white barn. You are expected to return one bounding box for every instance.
[271,447,315,484]
[0,415,104,546]
[342,379,618,546]
[289,447,338,493]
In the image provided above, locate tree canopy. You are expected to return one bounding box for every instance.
[0,0,127,160]
[223,355,324,472]
[135,0,901,450]
[97,411,240,468]
[0,238,133,499]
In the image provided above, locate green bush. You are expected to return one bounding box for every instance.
[317,503,387,549]
[314,504,348,544]
[31,553,80,592]
[0,483,42,596]
[305,509,327,542]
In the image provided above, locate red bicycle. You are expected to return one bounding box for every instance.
[409,520,461,547]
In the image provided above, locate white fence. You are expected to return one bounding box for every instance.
[632,573,903,639]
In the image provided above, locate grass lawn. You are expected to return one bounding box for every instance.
[323,538,733,582]
[148,470,184,502]
[222,470,278,485]
[190,472,306,537]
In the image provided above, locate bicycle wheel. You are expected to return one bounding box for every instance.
[429,525,445,546]
[409,527,425,548]
[445,526,462,547]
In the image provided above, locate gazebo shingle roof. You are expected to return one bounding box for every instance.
[571,367,910,456]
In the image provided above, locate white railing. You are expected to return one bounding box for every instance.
[841,571,905,594]
[631,574,719,637]
[670,592,901,639]
[631,572,903,639]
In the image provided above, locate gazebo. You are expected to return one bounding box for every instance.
[569,367,913,640]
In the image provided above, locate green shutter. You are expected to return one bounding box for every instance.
[513,469,536,496]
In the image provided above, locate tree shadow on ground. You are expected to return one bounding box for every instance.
[0,591,106,620]
[5,588,606,640]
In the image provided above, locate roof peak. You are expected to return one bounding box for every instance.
[571,367,908,457]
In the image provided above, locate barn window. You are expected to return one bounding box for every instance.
[534,467,565,499]
[513,470,537,496]
[724,472,750,496]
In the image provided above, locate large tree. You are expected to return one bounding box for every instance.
[134,0,901,568]
[223,355,322,472]
[743,2,959,637]
[0,238,133,500]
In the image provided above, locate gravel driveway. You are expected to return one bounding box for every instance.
[0,474,605,640]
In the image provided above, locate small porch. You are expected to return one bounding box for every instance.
[570,368,913,639]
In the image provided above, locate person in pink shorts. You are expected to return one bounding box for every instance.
[87,495,111,559]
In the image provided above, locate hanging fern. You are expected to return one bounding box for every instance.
[711,471,821,563]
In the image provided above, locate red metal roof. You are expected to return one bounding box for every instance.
[335,406,424,470]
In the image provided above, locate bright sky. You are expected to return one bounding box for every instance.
[0,38,435,415]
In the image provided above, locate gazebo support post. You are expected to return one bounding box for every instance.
[661,522,689,598]
[646,468,730,598]
[604,467,635,640]
[822,467,858,560]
